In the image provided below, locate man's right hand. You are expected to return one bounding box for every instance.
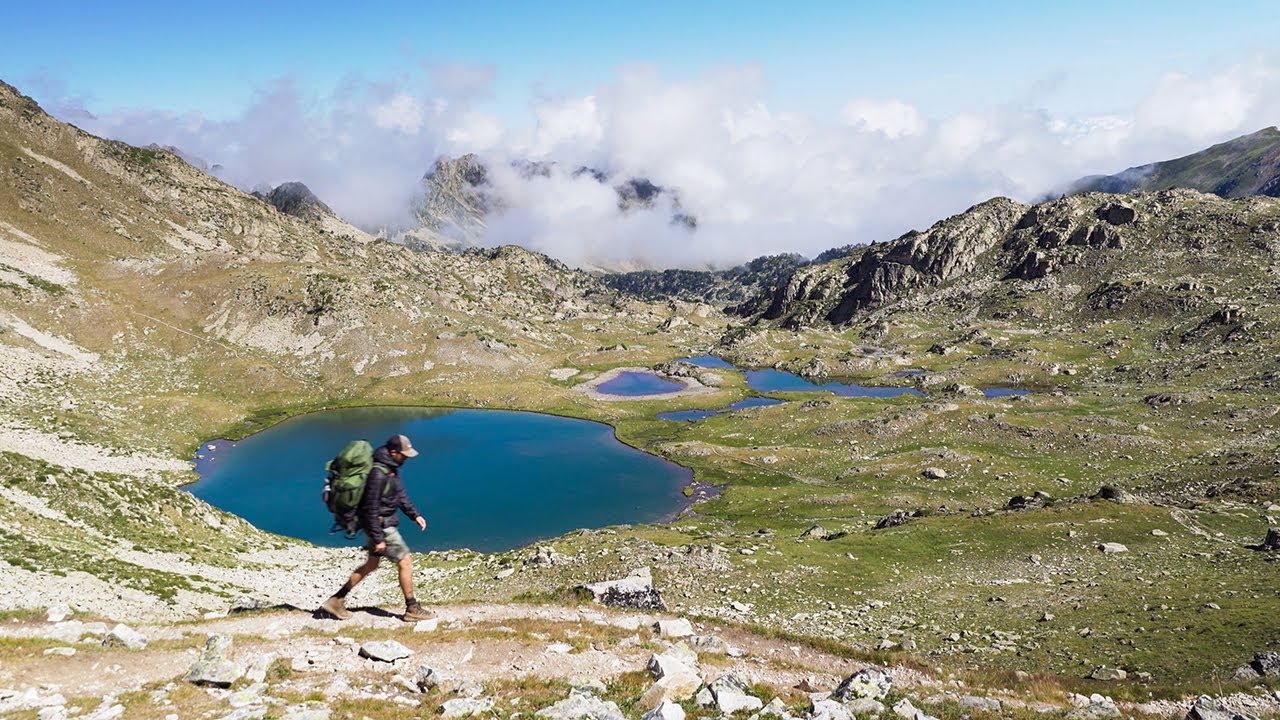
[374,541,386,554]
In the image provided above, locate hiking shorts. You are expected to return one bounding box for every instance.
[369,526,410,562]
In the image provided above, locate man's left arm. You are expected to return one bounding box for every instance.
[397,478,426,530]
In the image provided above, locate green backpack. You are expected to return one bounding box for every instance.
[321,440,389,536]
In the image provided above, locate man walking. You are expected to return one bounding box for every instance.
[320,434,434,622]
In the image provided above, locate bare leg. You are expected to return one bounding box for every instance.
[346,553,382,592]
[397,555,415,600]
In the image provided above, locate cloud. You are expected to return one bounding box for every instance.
[38,52,1280,268]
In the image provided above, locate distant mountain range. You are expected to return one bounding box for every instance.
[1065,126,1280,198]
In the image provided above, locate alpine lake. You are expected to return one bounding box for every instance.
[188,406,692,553]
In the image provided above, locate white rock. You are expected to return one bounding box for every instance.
[641,700,686,720]
[655,618,694,638]
[495,568,515,579]
[45,604,72,623]
[811,699,855,720]
[547,643,574,654]
[441,697,495,719]
[359,640,413,663]
[1098,543,1128,554]
[413,618,440,632]
[101,623,147,650]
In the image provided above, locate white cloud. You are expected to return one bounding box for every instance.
[372,92,425,134]
[841,98,927,138]
[45,52,1280,268]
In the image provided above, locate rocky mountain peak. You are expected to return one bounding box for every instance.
[253,180,333,221]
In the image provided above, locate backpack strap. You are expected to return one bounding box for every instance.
[372,463,393,496]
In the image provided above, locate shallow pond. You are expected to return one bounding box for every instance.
[188,407,691,552]
[658,396,785,422]
[595,371,686,396]
[745,368,925,398]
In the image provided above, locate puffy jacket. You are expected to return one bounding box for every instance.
[358,445,422,544]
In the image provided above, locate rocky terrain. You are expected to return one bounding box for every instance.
[1,76,1279,719]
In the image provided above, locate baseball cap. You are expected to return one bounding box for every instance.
[387,434,419,457]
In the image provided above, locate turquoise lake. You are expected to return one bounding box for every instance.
[188,407,692,552]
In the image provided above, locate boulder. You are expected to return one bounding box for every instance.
[441,697,495,719]
[359,640,413,663]
[1098,203,1137,226]
[580,567,666,611]
[101,623,147,650]
[1089,666,1127,681]
[689,634,730,655]
[800,525,829,540]
[1185,696,1243,720]
[958,696,1002,712]
[655,619,695,638]
[830,667,891,702]
[1264,528,1280,551]
[1250,651,1280,677]
[641,701,687,720]
[1098,543,1128,554]
[1065,694,1121,720]
[811,699,856,720]
[185,634,243,688]
[921,467,947,480]
[709,675,763,714]
[535,689,625,720]
[640,651,702,708]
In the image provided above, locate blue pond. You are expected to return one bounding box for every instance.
[188,407,691,552]
[658,396,785,423]
[982,387,1031,398]
[682,355,736,370]
[596,371,685,396]
[745,369,925,398]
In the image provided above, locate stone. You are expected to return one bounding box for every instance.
[1065,695,1120,720]
[710,675,763,714]
[101,623,147,650]
[892,699,935,720]
[695,688,715,707]
[413,618,440,632]
[547,642,574,654]
[441,697,495,719]
[495,568,515,579]
[185,634,243,688]
[655,618,695,638]
[45,604,72,623]
[811,699,856,720]
[1251,651,1280,677]
[1264,528,1280,550]
[38,707,69,720]
[958,696,1002,712]
[580,567,666,610]
[535,689,625,720]
[1152,529,1169,537]
[1089,666,1127,681]
[922,467,947,479]
[1185,696,1237,720]
[759,698,790,718]
[43,647,76,657]
[1098,543,1128,554]
[641,701,687,720]
[800,525,829,540]
[845,698,886,716]
[245,653,277,683]
[414,666,460,693]
[359,640,413,663]
[830,667,891,702]
[641,652,702,707]
[690,634,730,654]
[527,545,564,566]
[228,683,268,708]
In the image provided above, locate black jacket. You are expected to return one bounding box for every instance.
[358,446,422,544]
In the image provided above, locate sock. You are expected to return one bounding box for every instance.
[334,581,354,599]
[405,596,417,606]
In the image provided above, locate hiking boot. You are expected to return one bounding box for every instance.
[403,602,435,622]
[320,596,352,620]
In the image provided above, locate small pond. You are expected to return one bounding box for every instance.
[595,371,686,396]
[188,407,691,552]
[982,387,1031,399]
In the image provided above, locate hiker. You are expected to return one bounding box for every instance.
[320,434,434,622]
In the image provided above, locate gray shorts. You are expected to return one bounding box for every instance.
[368,526,410,562]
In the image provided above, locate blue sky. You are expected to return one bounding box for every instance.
[9,1,1275,122]
[4,2,1279,267]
